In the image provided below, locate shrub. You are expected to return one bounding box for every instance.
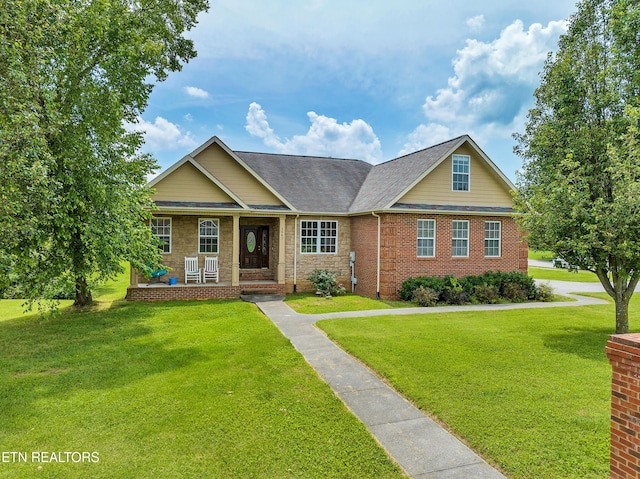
[307,269,346,298]
[441,276,470,305]
[536,281,555,302]
[501,282,529,303]
[398,276,446,301]
[473,283,501,304]
[412,286,439,307]
[500,271,538,300]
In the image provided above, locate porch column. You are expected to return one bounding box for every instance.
[232,215,240,286]
[278,215,286,285]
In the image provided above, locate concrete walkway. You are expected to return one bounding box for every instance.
[256,284,608,479]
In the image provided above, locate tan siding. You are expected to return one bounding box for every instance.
[398,145,513,207]
[151,162,235,203]
[194,143,284,206]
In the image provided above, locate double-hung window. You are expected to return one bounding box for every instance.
[485,221,501,257]
[300,220,338,254]
[199,218,219,254]
[151,217,171,254]
[417,219,436,257]
[452,155,470,191]
[452,220,469,257]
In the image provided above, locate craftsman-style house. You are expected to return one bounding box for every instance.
[126,135,527,301]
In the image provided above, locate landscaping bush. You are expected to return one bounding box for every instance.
[441,276,470,305]
[536,281,555,302]
[399,271,547,306]
[473,283,501,304]
[307,269,346,298]
[501,282,529,303]
[411,286,439,307]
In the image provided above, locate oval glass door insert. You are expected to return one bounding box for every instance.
[247,231,256,253]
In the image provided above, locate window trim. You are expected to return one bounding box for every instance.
[300,220,338,254]
[417,219,436,258]
[198,218,220,254]
[484,221,501,257]
[151,217,172,254]
[452,154,470,192]
[452,220,469,257]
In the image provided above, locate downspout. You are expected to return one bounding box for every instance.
[372,211,381,300]
[293,214,299,293]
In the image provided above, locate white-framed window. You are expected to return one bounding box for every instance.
[151,217,171,254]
[452,154,470,192]
[485,221,501,257]
[300,220,338,254]
[417,219,436,257]
[199,218,219,254]
[452,220,469,257]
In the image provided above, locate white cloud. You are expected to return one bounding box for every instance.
[423,19,567,129]
[246,102,382,163]
[128,116,198,151]
[398,124,454,157]
[466,14,485,31]
[184,86,210,99]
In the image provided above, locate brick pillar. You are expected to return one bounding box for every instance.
[606,334,640,478]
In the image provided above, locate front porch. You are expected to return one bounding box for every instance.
[128,213,288,301]
[126,279,286,301]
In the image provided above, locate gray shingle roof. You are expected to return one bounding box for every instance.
[235,151,373,213]
[229,135,500,214]
[348,137,464,212]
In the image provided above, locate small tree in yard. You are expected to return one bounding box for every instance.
[0,0,209,308]
[514,0,640,333]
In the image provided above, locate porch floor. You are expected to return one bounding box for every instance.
[136,280,278,288]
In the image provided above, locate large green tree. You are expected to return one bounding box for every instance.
[514,0,640,333]
[0,0,209,306]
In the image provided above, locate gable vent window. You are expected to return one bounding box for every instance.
[300,220,338,254]
[151,217,171,254]
[452,155,470,191]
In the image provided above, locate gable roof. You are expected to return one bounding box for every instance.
[150,134,515,215]
[235,151,372,213]
[348,136,466,212]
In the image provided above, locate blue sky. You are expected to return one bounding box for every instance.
[136,0,579,181]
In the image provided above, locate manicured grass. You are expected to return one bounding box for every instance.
[285,292,409,314]
[0,290,403,477]
[528,249,555,261]
[529,266,601,282]
[317,298,635,479]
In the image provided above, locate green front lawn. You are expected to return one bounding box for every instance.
[529,266,601,283]
[317,298,630,479]
[285,292,409,314]
[528,249,555,261]
[0,285,403,478]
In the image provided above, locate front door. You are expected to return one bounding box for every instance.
[240,226,269,269]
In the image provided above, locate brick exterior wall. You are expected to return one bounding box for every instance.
[133,212,526,302]
[606,334,640,479]
[126,283,285,301]
[351,213,527,300]
[350,215,379,298]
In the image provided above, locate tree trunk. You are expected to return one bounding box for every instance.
[74,276,93,307]
[614,294,630,334]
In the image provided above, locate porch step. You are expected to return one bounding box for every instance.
[240,292,285,303]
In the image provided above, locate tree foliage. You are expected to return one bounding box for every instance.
[514,0,640,333]
[0,0,209,307]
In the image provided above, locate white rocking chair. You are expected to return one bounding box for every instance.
[184,257,201,284]
[203,256,219,284]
